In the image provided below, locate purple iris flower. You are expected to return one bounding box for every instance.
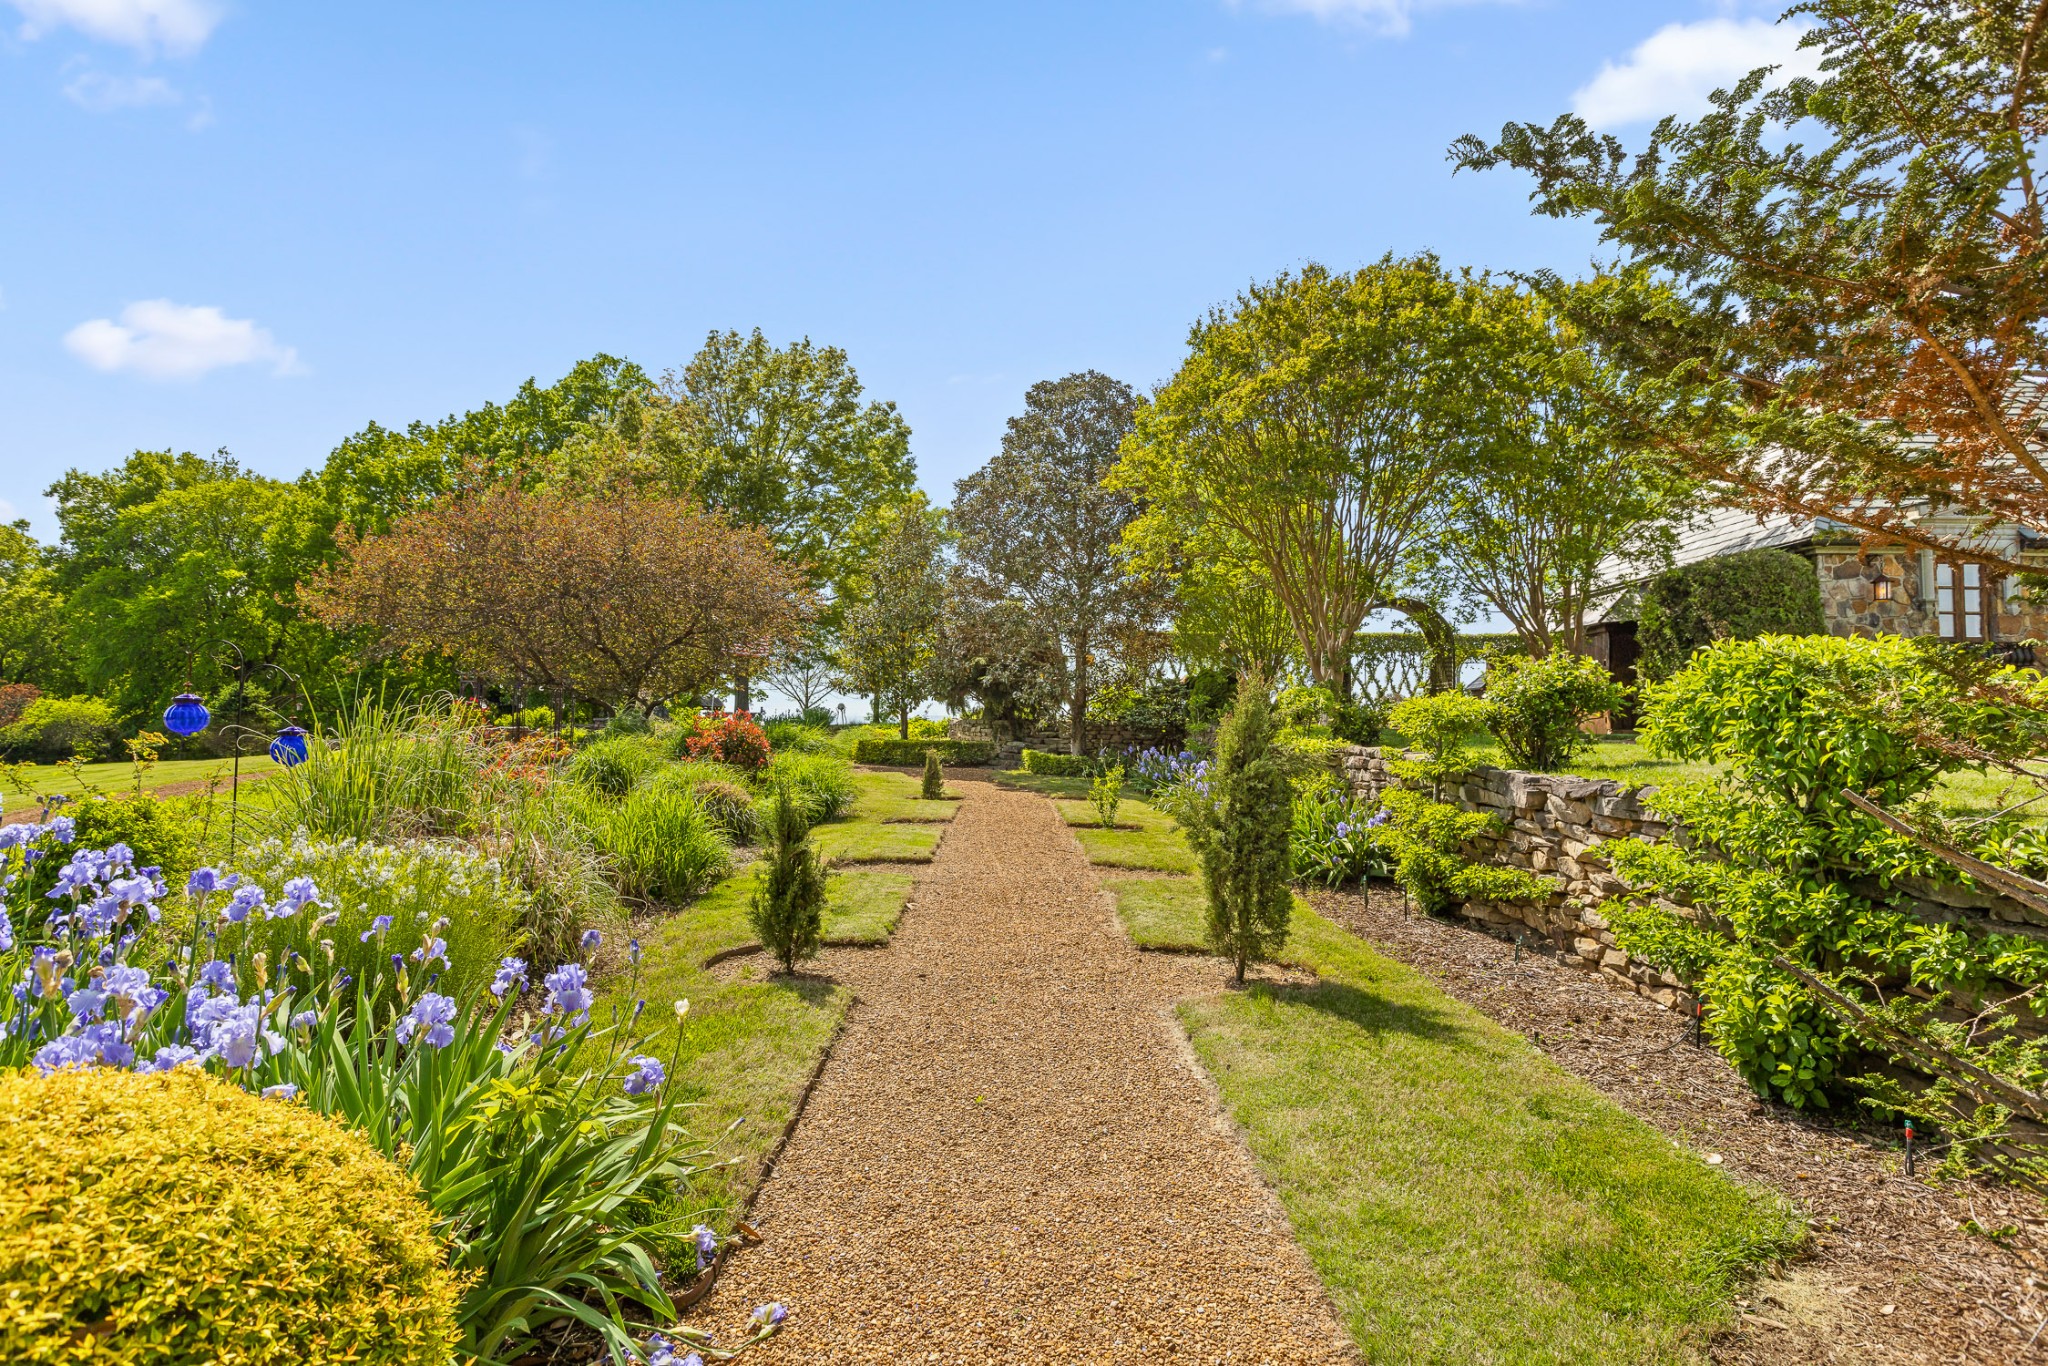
[543,963,592,1023]
[581,928,602,954]
[360,914,394,943]
[221,885,266,924]
[397,992,458,1049]
[261,1083,299,1100]
[490,957,528,998]
[621,1055,665,1096]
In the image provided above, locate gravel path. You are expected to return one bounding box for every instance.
[694,779,1357,1363]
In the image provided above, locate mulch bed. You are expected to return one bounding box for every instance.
[1311,883,2048,1366]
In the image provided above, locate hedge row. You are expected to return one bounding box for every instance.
[849,738,995,766]
[1020,749,1094,777]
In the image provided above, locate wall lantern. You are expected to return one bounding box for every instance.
[163,693,211,737]
[269,724,310,767]
[1872,576,1895,601]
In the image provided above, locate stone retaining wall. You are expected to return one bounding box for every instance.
[1334,745,2048,1015]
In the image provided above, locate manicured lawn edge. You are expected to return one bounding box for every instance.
[1096,833,1805,1362]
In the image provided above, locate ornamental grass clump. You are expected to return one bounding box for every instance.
[0,1065,463,1366]
[1200,682,1292,984]
[763,750,858,824]
[749,785,827,974]
[567,734,662,797]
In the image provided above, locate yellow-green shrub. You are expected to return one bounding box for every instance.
[0,1066,461,1366]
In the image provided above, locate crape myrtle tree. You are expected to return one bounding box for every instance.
[1434,278,1693,658]
[953,372,1163,757]
[1111,257,1492,702]
[1453,1,2048,577]
[836,499,947,739]
[304,487,808,713]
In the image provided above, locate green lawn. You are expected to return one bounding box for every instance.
[990,768,1093,799]
[1,755,277,818]
[850,768,964,823]
[1054,796,1197,873]
[1104,835,1805,1362]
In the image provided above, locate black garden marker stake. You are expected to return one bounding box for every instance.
[1691,999,1704,1048]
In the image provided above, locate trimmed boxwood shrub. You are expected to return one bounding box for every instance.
[1020,748,1093,777]
[851,737,994,766]
[0,1066,461,1365]
[1635,548,1825,683]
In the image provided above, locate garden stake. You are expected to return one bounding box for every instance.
[1691,1000,1703,1048]
[1904,1119,1915,1177]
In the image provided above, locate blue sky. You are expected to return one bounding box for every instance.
[0,1,1811,543]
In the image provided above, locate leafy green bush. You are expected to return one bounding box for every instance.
[750,786,827,973]
[1635,548,1824,683]
[0,1066,462,1366]
[1090,763,1124,828]
[0,695,118,759]
[1273,683,1382,744]
[921,748,944,800]
[577,783,732,903]
[763,718,831,753]
[567,736,661,797]
[764,751,858,825]
[1020,748,1092,776]
[1375,787,1552,915]
[600,708,653,737]
[1089,677,1191,735]
[854,737,995,766]
[1200,687,1292,982]
[53,794,197,888]
[1186,669,1237,729]
[1597,633,2048,1111]
[226,834,525,1005]
[1482,650,1627,772]
[1387,692,1492,798]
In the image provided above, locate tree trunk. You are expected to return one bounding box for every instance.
[1069,636,1090,757]
[734,668,751,715]
[898,705,910,741]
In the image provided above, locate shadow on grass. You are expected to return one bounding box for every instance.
[1245,978,1468,1047]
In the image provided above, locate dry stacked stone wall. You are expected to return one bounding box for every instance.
[1335,745,2048,1015]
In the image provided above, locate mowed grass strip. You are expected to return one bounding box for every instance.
[593,786,919,1226]
[2,755,278,818]
[1112,873,1804,1363]
[851,768,963,824]
[1058,798,1197,874]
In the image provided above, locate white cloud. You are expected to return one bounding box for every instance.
[1248,0,1513,39]
[1573,18,1824,128]
[63,69,178,110]
[64,300,301,380]
[8,0,222,57]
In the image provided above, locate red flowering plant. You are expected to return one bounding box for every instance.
[682,711,771,771]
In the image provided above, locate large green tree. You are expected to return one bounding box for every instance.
[837,500,947,738]
[1435,279,1693,657]
[47,451,337,719]
[1453,1,2048,575]
[953,372,1160,756]
[661,330,917,617]
[1112,257,1492,697]
[0,521,71,691]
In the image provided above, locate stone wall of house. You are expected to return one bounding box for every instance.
[1812,544,2048,646]
[1336,745,2048,1013]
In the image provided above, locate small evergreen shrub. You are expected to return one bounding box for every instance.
[1090,763,1124,828]
[1200,685,1293,983]
[1482,650,1628,772]
[921,748,944,800]
[852,738,994,766]
[1635,547,1825,683]
[750,785,827,973]
[0,1066,461,1365]
[567,736,660,797]
[1020,748,1093,777]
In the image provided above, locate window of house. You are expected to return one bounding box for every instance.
[1935,560,1986,640]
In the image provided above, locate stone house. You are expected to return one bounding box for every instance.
[1586,506,2048,705]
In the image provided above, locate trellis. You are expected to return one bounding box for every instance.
[1352,632,1524,709]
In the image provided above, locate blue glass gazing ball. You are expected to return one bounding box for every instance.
[269,725,310,767]
[163,694,211,737]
